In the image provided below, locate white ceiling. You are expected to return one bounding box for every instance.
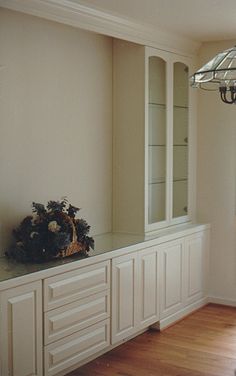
[69,0,236,43]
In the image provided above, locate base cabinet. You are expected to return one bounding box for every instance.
[0,281,43,376]
[111,247,159,344]
[44,319,110,376]
[184,232,209,306]
[159,239,185,319]
[111,253,138,344]
[159,231,209,328]
[43,260,111,376]
[0,228,209,376]
[138,248,159,328]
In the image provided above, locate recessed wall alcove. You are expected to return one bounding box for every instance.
[0,7,114,253]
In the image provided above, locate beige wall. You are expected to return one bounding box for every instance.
[0,8,113,253]
[197,40,236,303]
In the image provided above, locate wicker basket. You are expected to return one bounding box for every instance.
[56,215,86,258]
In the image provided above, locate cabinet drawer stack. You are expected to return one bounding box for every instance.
[43,260,110,376]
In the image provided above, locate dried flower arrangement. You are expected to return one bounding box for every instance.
[5,198,94,263]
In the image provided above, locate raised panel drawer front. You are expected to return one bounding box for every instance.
[44,319,110,376]
[160,239,184,319]
[44,260,110,311]
[0,281,42,376]
[44,290,110,344]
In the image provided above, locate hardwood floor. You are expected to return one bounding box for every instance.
[68,304,236,376]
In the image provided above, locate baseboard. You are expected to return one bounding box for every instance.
[208,296,236,307]
[159,297,209,330]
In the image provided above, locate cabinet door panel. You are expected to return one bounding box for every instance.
[185,233,207,305]
[138,248,159,328]
[0,281,42,376]
[111,253,138,344]
[160,240,184,318]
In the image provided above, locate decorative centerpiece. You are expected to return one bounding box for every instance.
[5,198,94,263]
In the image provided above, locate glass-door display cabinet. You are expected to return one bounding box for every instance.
[113,40,195,234]
[146,49,191,231]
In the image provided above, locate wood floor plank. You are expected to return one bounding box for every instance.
[67,304,236,376]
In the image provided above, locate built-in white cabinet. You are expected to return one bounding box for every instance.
[184,231,209,306]
[0,227,209,376]
[138,247,159,329]
[111,252,138,344]
[113,40,195,234]
[45,319,110,376]
[147,51,191,230]
[159,239,185,319]
[0,281,43,376]
[43,260,111,376]
[44,260,110,311]
[112,246,159,344]
[159,231,209,328]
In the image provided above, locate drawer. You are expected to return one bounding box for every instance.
[44,260,110,311]
[44,319,110,376]
[44,290,110,345]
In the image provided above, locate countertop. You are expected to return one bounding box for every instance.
[0,223,210,283]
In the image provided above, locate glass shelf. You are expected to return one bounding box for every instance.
[148,178,188,185]
[173,177,187,182]
[149,181,165,185]
[149,144,188,147]
[149,102,166,107]
[149,103,188,109]
[173,144,188,147]
[174,105,189,109]
[148,144,166,147]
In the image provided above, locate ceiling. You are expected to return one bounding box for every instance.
[69,0,236,43]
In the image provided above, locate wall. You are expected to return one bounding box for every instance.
[0,8,113,253]
[197,40,236,304]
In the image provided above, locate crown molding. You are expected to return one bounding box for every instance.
[0,0,201,56]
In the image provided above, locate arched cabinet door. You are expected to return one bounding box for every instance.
[172,61,189,222]
[147,55,168,227]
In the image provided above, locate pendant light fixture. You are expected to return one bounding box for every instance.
[190,46,236,104]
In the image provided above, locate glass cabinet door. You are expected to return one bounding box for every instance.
[173,62,189,219]
[148,56,167,224]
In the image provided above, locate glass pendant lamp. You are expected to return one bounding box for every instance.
[190,46,236,104]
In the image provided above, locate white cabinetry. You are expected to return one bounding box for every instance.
[111,252,138,344]
[112,247,159,344]
[159,230,209,329]
[184,232,209,306]
[44,261,110,311]
[0,281,43,376]
[0,227,209,375]
[138,247,159,329]
[113,40,196,234]
[159,239,185,319]
[44,320,110,376]
[44,260,110,376]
